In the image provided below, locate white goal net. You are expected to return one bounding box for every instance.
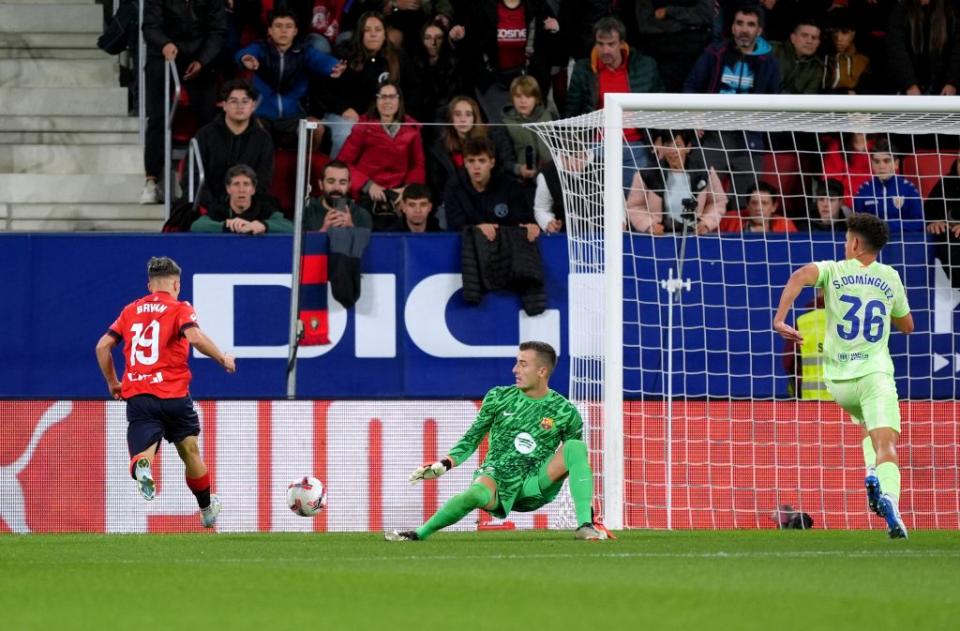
[532,94,960,531]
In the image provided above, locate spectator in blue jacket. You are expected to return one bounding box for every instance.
[853,138,924,232]
[236,8,345,150]
[683,4,780,209]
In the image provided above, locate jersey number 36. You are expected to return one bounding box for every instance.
[837,295,886,343]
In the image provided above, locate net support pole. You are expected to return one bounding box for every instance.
[602,96,626,530]
[286,119,318,399]
[659,268,691,530]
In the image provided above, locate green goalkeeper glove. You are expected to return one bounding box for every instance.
[409,458,453,484]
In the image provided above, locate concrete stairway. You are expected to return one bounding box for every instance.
[0,0,163,231]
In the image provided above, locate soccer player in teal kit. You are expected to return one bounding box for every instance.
[774,213,914,538]
[386,341,609,541]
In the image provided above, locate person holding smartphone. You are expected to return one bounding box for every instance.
[302,160,373,231]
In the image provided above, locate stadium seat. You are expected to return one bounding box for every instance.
[902,151,957,199]
[760,151,803,215]
[269,148,330,216]
[172,88,199,146]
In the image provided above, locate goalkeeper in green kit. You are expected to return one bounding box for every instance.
[385,341,610,541]
[774,213,914,538]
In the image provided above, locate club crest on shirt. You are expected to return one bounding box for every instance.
[540,417,555,431]
[893,196,904,209]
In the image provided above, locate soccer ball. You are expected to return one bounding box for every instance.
[287,476,327,517]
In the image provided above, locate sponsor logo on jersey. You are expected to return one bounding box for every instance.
[514,432,536,454]
[540,417,554,431]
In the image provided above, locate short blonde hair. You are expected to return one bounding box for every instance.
[509,75,542,104]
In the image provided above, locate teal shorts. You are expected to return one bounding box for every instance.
[825,372,901,433]
[473,459,566,519]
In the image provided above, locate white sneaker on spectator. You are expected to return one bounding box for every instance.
[139,180,160,205]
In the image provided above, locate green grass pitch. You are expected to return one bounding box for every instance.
[2,530,958,630]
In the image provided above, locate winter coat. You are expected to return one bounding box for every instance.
[461,225,546,316]
[683,37,781,94]
[327,226,371,309]
[823,44,870,92]
[821,135,872,210]
[235,40,340,120]
[885,3,960,93]
[193,113,274,208]
[444,169,534,232]
[634,0,714,55]
[143,0,227,64]
[772,42,825,95]
[191,193,292,233]
[566,46,664,117]
[500,103,555,176]
[426,128,514,202]
[337,114,426,194]
[853,175,924,232]
[324,48,421,118]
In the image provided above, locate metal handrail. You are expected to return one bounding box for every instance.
[163,58,181,220]
[137,0,145,145]
[187,137,205,210]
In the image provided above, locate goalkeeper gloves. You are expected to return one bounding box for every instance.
[409,458,453,484]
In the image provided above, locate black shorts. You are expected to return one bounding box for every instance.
[126,394,200,457]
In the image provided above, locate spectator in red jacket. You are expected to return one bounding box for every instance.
[338,79,426,229]
[821,131,872,211]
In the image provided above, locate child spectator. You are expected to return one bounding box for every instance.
[822,8,870,94]
[853,137,924,232]
[426,96,513,204]
[807,177,850,233]
[720,182,798,233]
[500,76,556,185]
[443,137,537,240]
[235,8,345,148]
[386,183,442,232]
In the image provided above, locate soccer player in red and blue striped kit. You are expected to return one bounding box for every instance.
[96,256,235,528]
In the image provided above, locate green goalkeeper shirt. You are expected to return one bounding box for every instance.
[448,386,583,488]
[814,258,910,381]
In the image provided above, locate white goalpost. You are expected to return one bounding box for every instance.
[532,94,960,532]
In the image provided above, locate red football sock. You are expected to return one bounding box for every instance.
[186,472,211,509]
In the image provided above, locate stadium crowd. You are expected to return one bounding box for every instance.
[132,0,960,264]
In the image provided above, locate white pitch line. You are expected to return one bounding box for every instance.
[4,549,959,565]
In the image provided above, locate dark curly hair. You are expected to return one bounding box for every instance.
[847,213,889,252]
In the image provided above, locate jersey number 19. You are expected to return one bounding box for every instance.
[130,321,160,366]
